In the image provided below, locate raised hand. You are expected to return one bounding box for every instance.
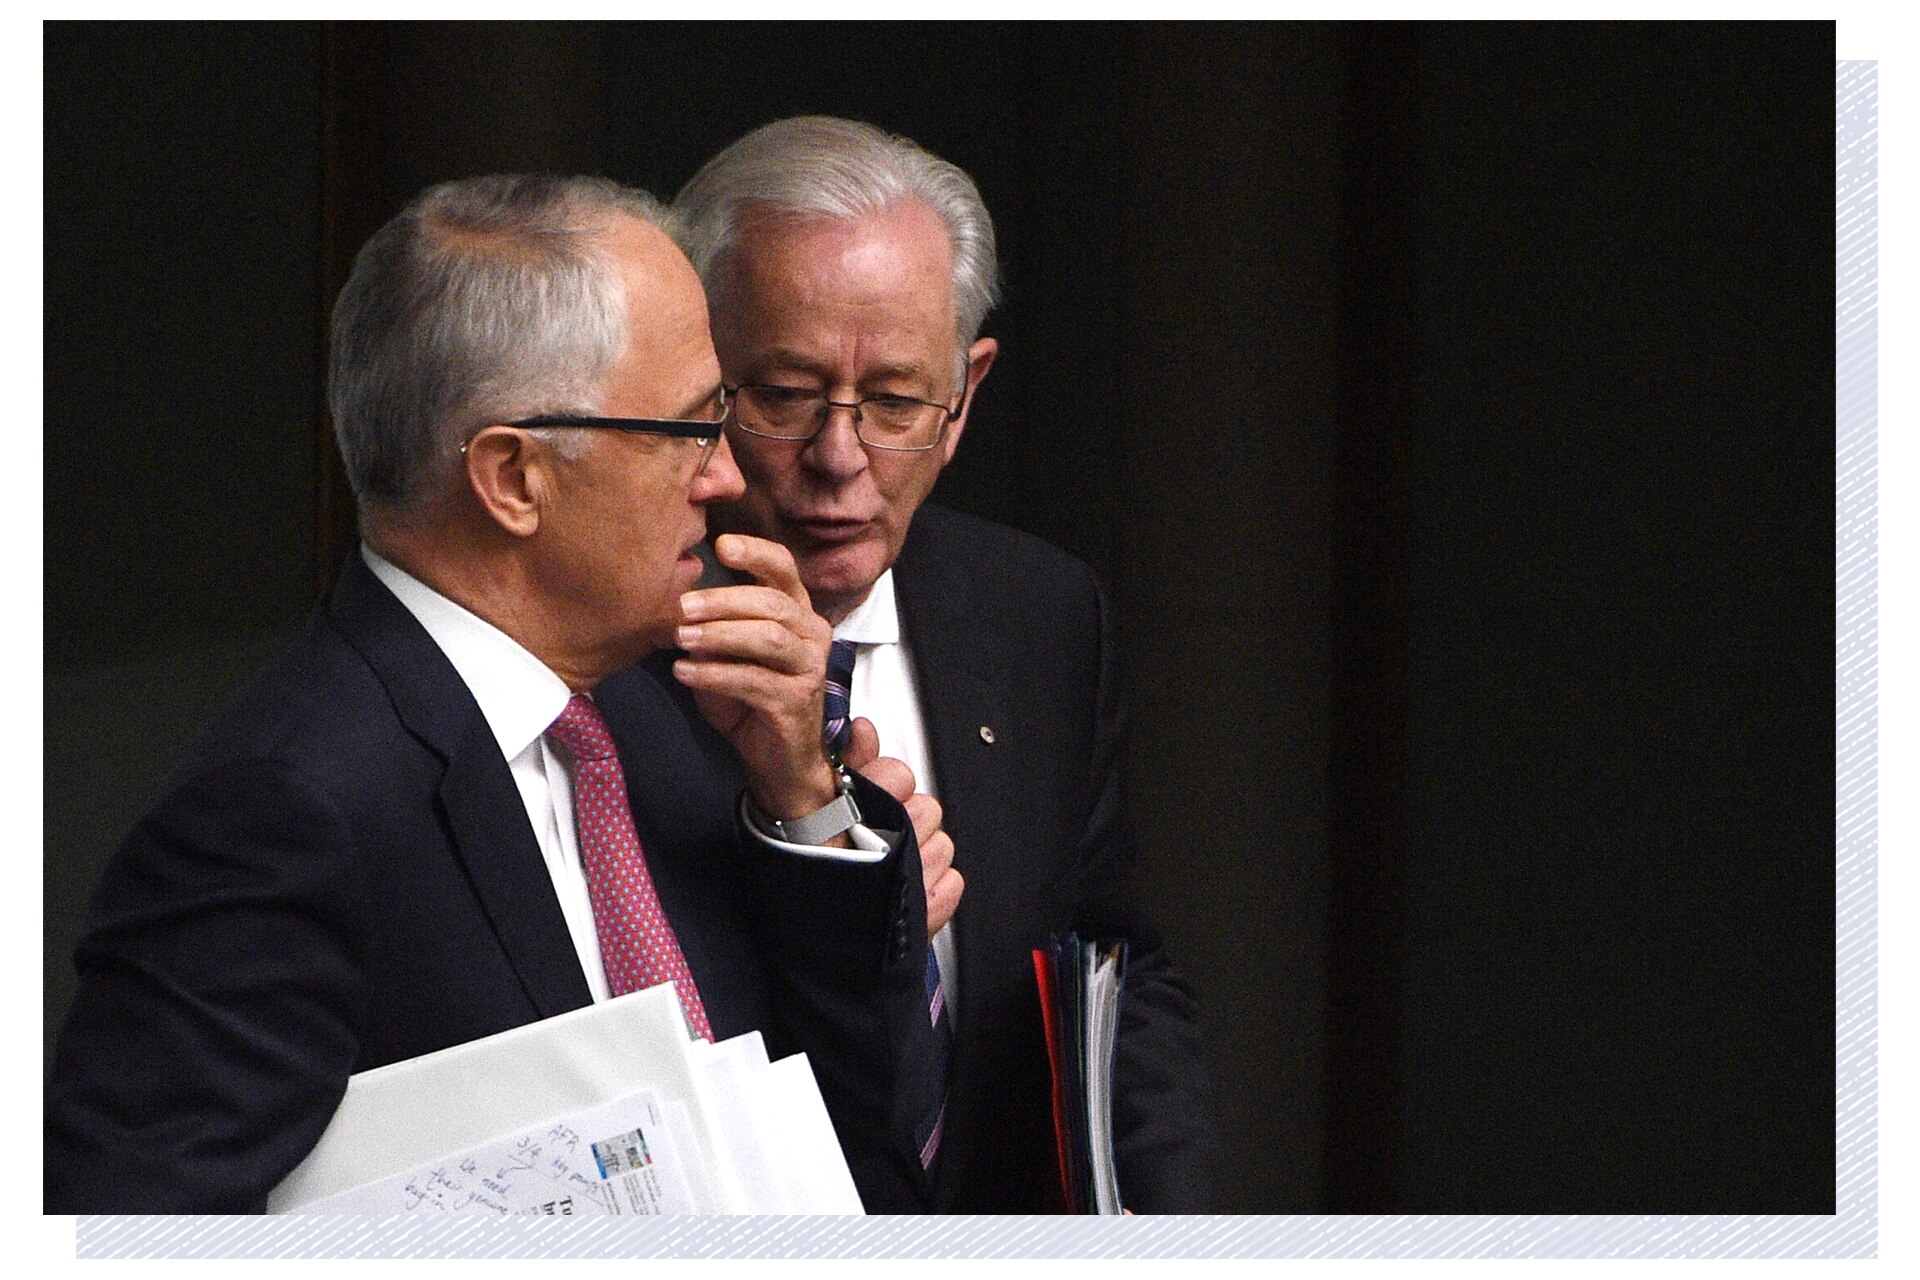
[842,717,964,939]
[672,533,840,820]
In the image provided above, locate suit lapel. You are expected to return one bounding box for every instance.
[894,518,1014,927]
[437,728,595,1019]
[328,554,593,1020]
[893,514,1024,1202]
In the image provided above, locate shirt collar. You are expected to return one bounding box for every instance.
[832,568,901,647]
[362,545,573,761]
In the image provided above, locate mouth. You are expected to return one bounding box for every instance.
[786,514,870,545]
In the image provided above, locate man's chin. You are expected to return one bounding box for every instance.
[796,543,887,620]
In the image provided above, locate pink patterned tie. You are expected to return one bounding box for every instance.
[546,693,712,1041]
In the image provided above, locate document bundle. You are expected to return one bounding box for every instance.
[1032,933,1128,1214]
[267,981,864,1214]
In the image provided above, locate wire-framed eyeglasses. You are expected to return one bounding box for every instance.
[724,380,969,452]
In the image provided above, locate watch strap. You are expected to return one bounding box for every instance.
[770,789,863,845]
[756,763,865,846]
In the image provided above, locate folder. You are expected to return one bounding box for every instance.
[1032,934,1127,1214]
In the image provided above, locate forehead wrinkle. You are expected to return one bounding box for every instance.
[722,204,954,312]
[715,206,961,396]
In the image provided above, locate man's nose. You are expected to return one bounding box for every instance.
[695,433,746,502]
[803,403,869,479]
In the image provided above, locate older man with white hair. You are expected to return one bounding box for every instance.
[656,116,1216,1212]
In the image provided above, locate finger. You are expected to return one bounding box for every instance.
[679,582,815,626]
[671,656,812,718]
[926,865,964,938]
[712,532,808,602]
[906,793,945,851]
[860,754,916,806]
[841,717,881,772]
[676,618,819,675]
[917,829,954,889]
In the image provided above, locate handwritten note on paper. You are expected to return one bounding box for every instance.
[294,1088,701,1214]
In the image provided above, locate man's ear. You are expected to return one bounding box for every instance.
[462,426,549,538]
[940,336,998,466]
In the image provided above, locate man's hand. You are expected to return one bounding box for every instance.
[673,534,839,820]
[843,717,964,939]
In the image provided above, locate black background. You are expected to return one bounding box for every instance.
[44,21,1835,1212]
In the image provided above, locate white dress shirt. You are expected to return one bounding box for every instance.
[834,569,960,1015]
[362,547,618,1001]
[367,545,894,1005]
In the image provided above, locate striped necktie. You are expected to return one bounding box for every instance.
[822,639,952,1168]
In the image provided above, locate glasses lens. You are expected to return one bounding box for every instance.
[854,396,945,450]
[732,385,950,449]
[735,386,825,439]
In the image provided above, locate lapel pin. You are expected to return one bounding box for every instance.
[979,725,996,744]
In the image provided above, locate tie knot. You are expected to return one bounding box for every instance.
[546,693,617,763]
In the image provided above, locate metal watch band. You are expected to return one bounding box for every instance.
[766,764,864,845]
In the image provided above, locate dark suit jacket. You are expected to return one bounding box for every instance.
[892,504,1215,1213]
[44,553,935,1213]
[639,504,1216,1212]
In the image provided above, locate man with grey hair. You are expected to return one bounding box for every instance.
[661,117,1215,1211]
[47,173,942,1212]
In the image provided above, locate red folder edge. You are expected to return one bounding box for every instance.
[1032,947,1073,1213]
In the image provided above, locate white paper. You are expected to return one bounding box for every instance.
[750,1054,866,1212]
[683,1031,864,1213]
[269,981,861,1214]
[293,1087,700,1215]
[687,1032,778,1211]
[1087,947,1124,1215]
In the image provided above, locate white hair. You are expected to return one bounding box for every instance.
[672,116,1001,347]
[328,173,674,517]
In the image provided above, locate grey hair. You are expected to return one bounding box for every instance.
[672,116,1001,347]
[328,173,674,517]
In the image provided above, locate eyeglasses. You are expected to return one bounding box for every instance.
[466,406,726,475]
[725,380,969,452]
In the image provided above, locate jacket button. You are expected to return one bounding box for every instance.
[979,725,996,744]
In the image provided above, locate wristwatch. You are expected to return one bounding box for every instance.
[757,761,864,846]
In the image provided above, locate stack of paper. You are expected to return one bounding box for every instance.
[267,981,864,1214]
[1032,934,1127,1215]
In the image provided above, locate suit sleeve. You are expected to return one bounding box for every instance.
[45,758,367,1213]
[735,774,938,1213]
[1072,568,1219,1212]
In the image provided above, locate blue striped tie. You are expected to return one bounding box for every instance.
[822,639,951,1168]
[822,639,857,758]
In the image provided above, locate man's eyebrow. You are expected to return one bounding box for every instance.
[860,361,936,386]
[749,350,937,386]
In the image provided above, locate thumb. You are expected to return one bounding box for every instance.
[841,716,881,772]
